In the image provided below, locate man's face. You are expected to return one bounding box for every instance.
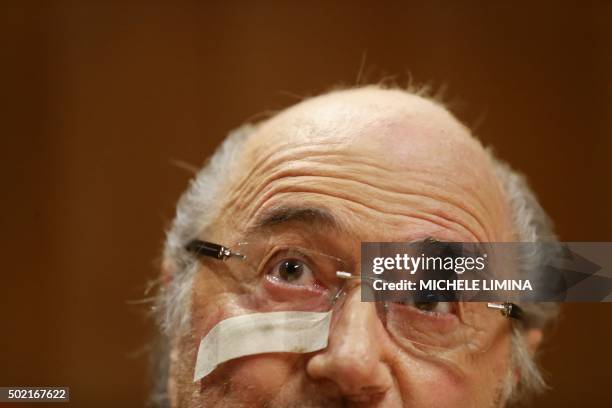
[170,88,522,407]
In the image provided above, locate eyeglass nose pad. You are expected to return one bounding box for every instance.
[333,271,382,304]
[331,271,358,305]
[333,271,389,321]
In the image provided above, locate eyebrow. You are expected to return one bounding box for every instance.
[246,206,341,234]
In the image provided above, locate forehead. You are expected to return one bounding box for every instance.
[217,88,512,244]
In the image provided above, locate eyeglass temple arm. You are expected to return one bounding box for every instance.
[185,240,245,261]
[487,302,524,320]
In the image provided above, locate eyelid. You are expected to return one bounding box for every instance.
[388,302,459,328]
[259,246,345,287]
[259,247,317,276]
[392,301,457,316]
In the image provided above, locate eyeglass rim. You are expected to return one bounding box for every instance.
[185,238,526,323]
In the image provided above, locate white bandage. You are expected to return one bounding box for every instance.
[194,311,332,382]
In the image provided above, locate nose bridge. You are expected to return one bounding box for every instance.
[328,273,388,355]
[306,283,393,399]
[331,283,379,339]
[332,270,382,323]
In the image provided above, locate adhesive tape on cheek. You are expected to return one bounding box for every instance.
[194,310,332,382]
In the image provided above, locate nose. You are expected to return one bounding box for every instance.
[306,287,393,402]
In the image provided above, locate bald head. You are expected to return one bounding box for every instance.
[218,86,514,244]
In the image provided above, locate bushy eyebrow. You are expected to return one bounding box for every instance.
[246,206,341,234]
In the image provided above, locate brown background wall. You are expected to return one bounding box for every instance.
[2,1,611,407]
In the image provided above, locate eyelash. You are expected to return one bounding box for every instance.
[394,301,454,315]
[387,302,459,329]
[263,249,324,282]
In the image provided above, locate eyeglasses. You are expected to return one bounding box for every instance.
[185,238,525,361]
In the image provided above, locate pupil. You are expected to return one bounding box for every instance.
[279,259,303,282]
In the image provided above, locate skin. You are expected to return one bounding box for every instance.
[166,86,542,407]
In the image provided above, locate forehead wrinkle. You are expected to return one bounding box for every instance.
[226,139,346,200]
[237,171,488,241]
[222,142,391,217]
[220,120,504,243]
[244,205,346,236]
[243,176,490,243]
[227,152,496,241]
[411,165,505,235]
[226,144,487,216]
[222,142,337,212]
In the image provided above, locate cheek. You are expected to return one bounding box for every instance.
[393,349,511,407]
[194,353,300,407]
[194,355,300,407]
[190,270,253,338]
[189,282,301,403]
[223,354,299,399]
[399,363,470,407]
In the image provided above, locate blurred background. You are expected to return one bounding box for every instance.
[2,1,611,407]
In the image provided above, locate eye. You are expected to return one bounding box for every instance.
[268,258,315,286]
[412,302,451,314]
[393,301,453,315]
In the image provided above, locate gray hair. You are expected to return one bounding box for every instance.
[489,150,560,403]
[151,88,559,406]
[150,124,254,407]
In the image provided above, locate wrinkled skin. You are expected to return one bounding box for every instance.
[166,87,541,407]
